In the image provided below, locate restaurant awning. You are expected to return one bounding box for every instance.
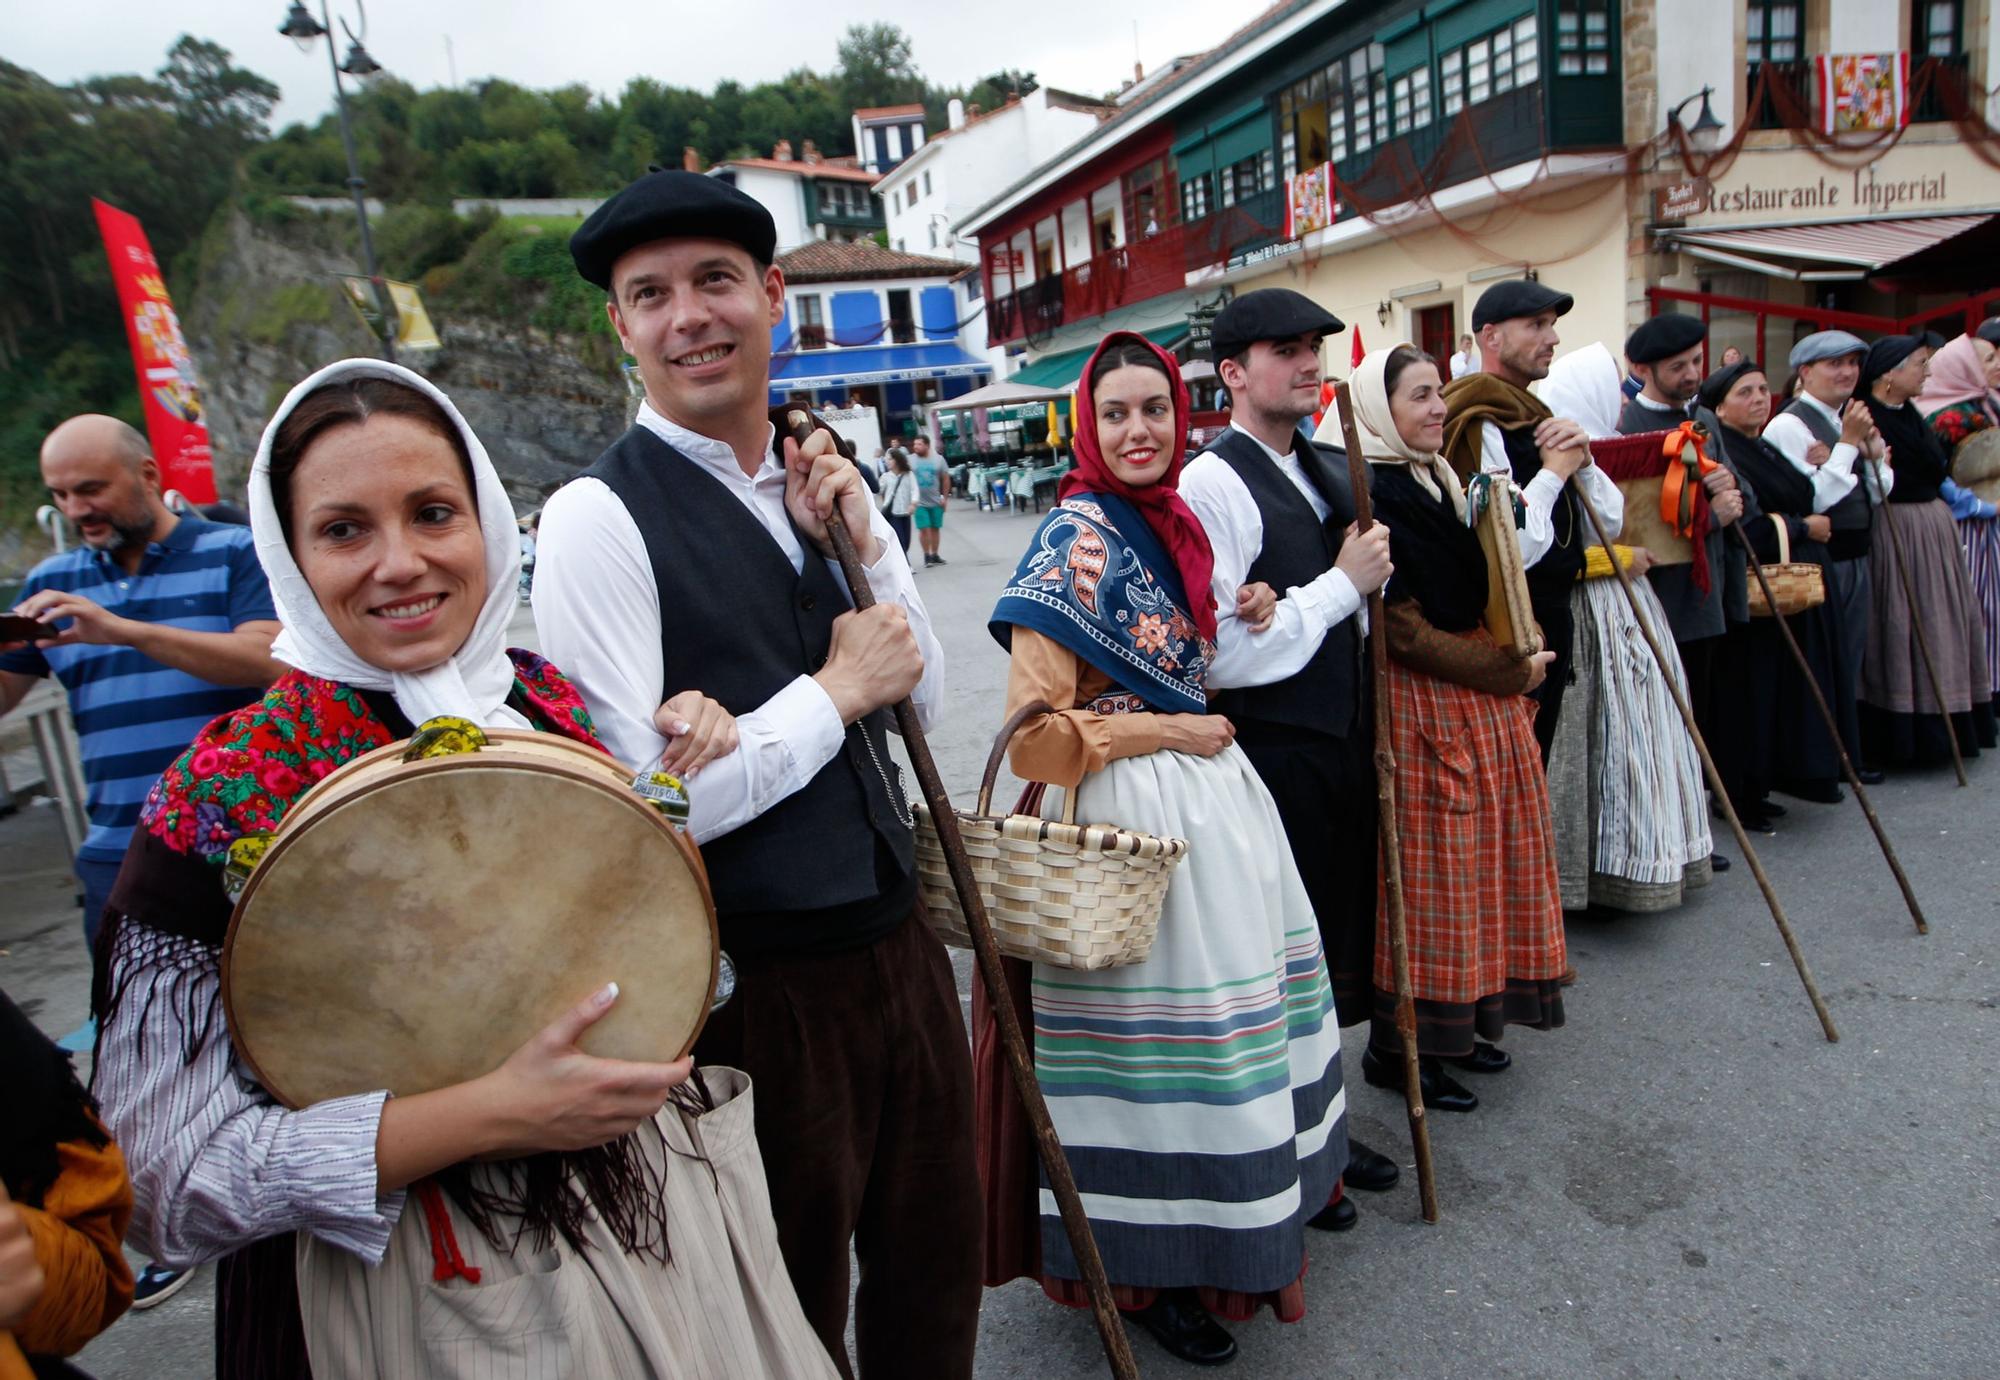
[927,378,1067,413]
[1658,214,1996,284]
[1007,325,1190,391]
[767,342,990,392]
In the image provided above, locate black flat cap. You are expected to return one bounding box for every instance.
[1210,288,1343,362]
[1697,359,1762,414]
[1625,313,1708,364]
[1977,318,2000,348]
[570,170,778,290]
[1471,279,1573,330]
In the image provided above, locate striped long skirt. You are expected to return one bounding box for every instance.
[1005,743,1346,1318]
[1861,499,1996,764]
[1960,511,2000,696]
[1373,644,1566,1056]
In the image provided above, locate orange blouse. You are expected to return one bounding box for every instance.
[1003,628,1167,787]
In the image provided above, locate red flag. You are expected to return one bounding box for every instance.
[92,198,217,503]
[1350,324,1366,369]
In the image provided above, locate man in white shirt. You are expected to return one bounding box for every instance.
[1447,333,1478,382]
[537,170,980,1379]
[1440,279,1613,763]
[1180,288,1423,1158]
[1759,330,1889,783]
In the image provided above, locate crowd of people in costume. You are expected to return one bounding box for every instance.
[1,165,1994,1378]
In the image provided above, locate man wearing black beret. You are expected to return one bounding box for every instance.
[1439,279,1618,763]
[1617,315,1775,840]
[1179,289,1414,1142]
[534,169,981,1378]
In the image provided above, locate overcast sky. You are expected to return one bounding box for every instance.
[5,1,1249,130]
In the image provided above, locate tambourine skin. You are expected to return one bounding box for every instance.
[222,731,717,1110]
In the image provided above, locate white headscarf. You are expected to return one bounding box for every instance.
[1535,342,1625,441]
[1317,344,1466,518]
[248,358,530,729]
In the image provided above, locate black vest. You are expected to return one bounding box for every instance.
[585,426,915,956]
[1200,427,1364,739]
[1781,397,1873,557]
[1497,424,1586,606]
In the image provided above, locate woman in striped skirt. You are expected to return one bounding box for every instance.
[977,332,1347,1368]
[1917,333,2000,716]
[1348,344,1568,1091]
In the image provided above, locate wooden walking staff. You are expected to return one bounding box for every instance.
[1567,475,1840,1042]
[1329,381,1440,1224]
[1727,520,1929,934]
[781,412,1141,1380]
[1864,462,1969,787]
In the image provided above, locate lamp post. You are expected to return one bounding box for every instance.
[278,0,398,361]
[1666,85,1726,155]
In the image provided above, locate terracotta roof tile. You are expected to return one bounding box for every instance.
[853,104,927,120]
[714,158,880,183]
[777,239,973,283]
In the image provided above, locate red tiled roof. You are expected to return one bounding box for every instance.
[715,158,880,183]
[777,240,971,283]
[854,104,927,120]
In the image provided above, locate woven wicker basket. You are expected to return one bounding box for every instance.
[1747,514,1826,618]
[913,700,1187,970]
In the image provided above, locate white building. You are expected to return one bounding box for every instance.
[707,141,884,253]
[851,105,929,176]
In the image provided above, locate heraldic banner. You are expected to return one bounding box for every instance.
[92,197,217,503]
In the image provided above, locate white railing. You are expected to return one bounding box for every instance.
[10,680,90,862]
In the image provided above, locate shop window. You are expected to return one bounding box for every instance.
[1555,1,1613,77]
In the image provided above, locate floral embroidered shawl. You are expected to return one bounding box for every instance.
[989,491,1214,715]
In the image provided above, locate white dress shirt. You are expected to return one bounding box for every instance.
[1180,422,1365,690]
[1760,391,1894,509]
[1478,420,1624,565]
[533,402,942,844]
[1448,350,1479,381]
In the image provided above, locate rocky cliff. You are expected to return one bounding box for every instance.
[186,209,632,508]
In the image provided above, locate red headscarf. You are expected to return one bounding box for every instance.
[1057,331,1218,639]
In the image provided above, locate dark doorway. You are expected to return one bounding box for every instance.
[887,289,915,343]
[1417,303,1456,375]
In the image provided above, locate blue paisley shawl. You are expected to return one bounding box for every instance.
[989,491,1213,715]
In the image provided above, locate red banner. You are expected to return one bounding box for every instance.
[92,198,216,503]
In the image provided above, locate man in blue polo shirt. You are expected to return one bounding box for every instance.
[1,415,279,1305]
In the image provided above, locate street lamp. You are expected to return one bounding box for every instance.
[1667,85,1725,154]
[278,0,398,361]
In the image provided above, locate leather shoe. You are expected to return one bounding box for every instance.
[1129,1289,1237,1366]
[1307,1195,1358,1232]
[1343,1139,1400,1192]
[1857,767,1885,785]
[1709,852,1732,873]
[1361,1047,1478,1112]
[1757,799,1789,818]
[1445,1040,1512,1074]
[1780,779,1844,805]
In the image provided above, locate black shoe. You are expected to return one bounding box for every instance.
[1361,1047,1479,1112]
[1757,800,1789,818]
[1445,1040,1512,1075]
[132,1262,195,1310]
[1737,812,1777,835]
[1308,1195,1358,1232]
[1343,1139,1400,1192]
[1129,1289,1237,1366]
[1857,767,1885,785]
[932,554,948,565]
[1709,852,1732,873]
[1779,780,1844,805]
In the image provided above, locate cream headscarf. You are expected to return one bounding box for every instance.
[1316,344,1466,518]
[248,358,531,729]
[1535,341,1626,441]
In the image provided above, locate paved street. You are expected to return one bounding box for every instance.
[6,498,1997,1378]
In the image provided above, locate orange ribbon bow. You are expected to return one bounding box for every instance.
[1658,421,1719,541]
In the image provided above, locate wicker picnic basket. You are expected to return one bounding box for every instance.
[912,699,1188,970]
[1746,513,1825,618]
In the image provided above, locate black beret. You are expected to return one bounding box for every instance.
[570,170,778,290]
[1697,359,1762,414]
[1860,334,1923,386]
[1210,288,1343,363]
[1977,318,2000,348]
[1470,278,1573,330]
[1625,313,1708,364]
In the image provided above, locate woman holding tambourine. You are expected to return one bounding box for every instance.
[91,360,837,1379]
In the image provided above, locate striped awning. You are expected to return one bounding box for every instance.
[1660,214,1994,281]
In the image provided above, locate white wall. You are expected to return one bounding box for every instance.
[727,167,811,251]
[1826,0,1899,53]
[1653,0,1738,134]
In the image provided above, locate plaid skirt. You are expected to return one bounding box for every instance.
[1375,644,1567,1006]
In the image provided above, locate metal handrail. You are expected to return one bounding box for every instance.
[9,680,89,862]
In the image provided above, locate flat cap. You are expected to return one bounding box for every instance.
[1210,288,1343,362]
[1471,279,1573,330]
[1977,318,2000,348]
[1625,313,1708,365]
[1696,358,1762,414]
[1788,330,1868,370]
[570,170,777,290]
